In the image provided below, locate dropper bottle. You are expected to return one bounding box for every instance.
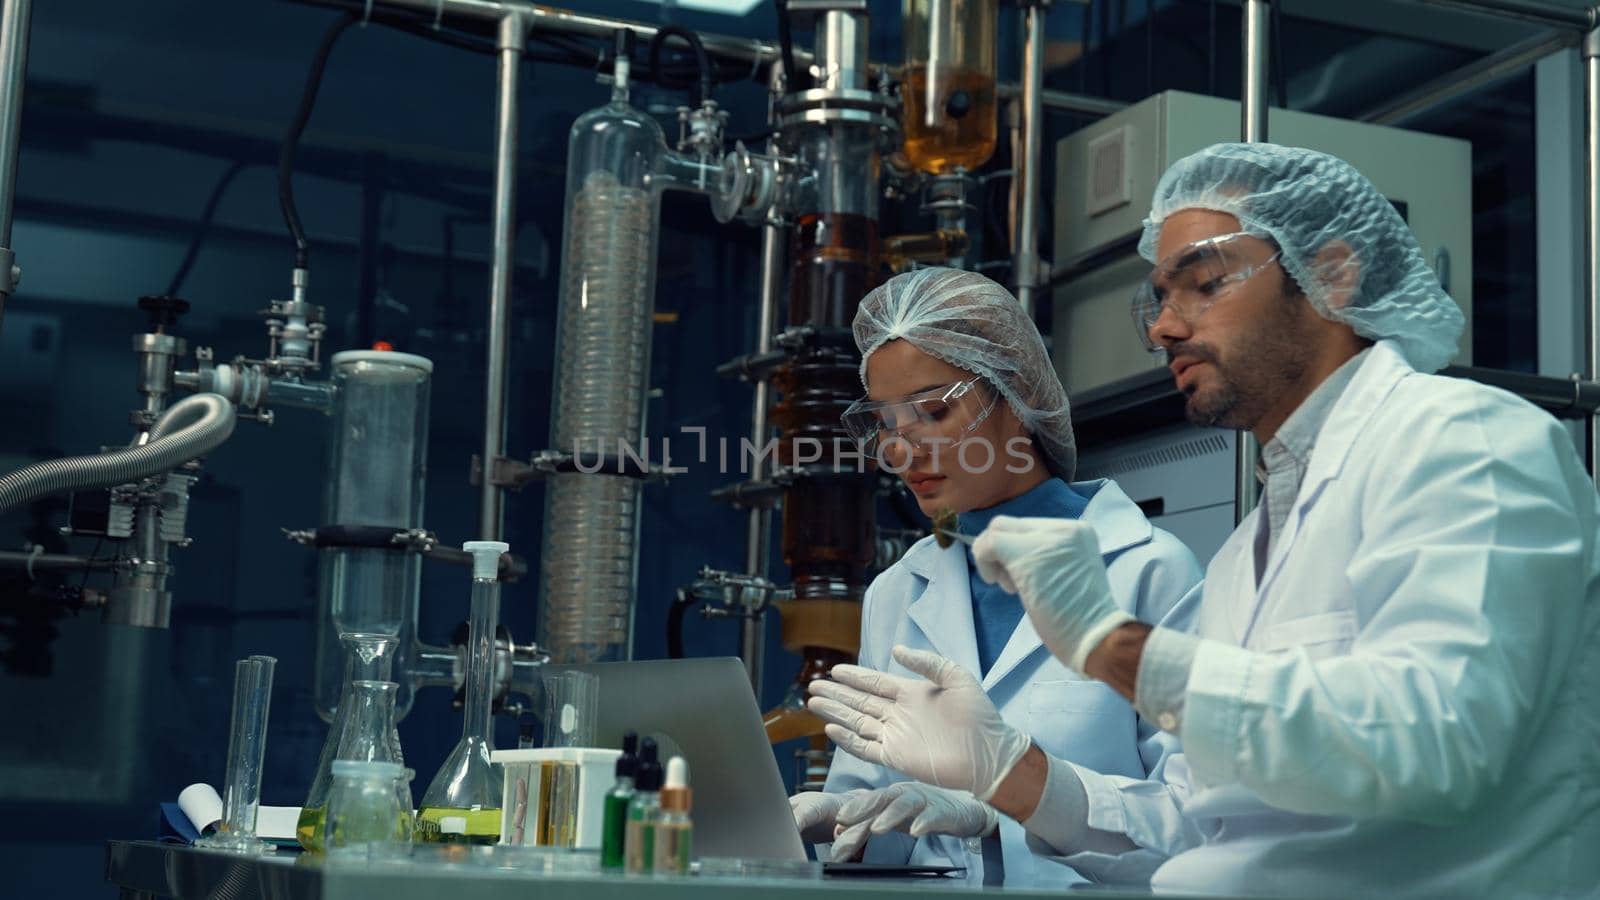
[652,756,693,875]
[624,738,662,874]
[600,731,639,869]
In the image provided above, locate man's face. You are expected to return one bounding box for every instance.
[1145,209,1318,431]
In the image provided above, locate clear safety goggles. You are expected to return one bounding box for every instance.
[1130,232,1283,352]
[841,378,999,455]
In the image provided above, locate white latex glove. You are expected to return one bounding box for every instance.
[806,645,1031,801]
[828,782,998,862]
[791,790,871,844]
[971,515,1134,672]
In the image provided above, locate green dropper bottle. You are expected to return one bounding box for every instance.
[624,738,662,874]
[600,731,639,869]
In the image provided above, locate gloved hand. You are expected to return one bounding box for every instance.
[791,790,871,844]
[828,782,998,862]
[971,516,1134,672]
[807,645,1031,801]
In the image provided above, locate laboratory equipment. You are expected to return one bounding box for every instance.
[312,350,433,722]
[324,760,412,861]
[652,756,693,875]
[297,670,405,852]
[901,0,998,174]
[537,669,598,845]
[416,541,508,844]
[541,670,598,748]
[623,738,662,874]
[197,655,276,855]
[491,747,621,848]
[1051,90,1474,396]
[600,732,639,868]
[538,33,720,665]
[761,0,895,752]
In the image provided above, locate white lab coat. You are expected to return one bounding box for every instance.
[823,478,1202,888]
[1052,340,1600,898]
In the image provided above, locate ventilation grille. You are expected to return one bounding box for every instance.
[1084,433,1230,478]
[1086,126,1133,217]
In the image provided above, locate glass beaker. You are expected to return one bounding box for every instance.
[326,760,412,861]
[416,541,508,845]
[297,678,405,852]
[539,670,599,846]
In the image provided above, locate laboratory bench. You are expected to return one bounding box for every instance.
[105,839,1249,899]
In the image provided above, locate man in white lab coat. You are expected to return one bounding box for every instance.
[806,143,1600,898]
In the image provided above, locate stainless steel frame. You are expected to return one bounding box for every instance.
[479,12,523,541]
[1587,25,1600,481]
[0,0,30,335]
[1014,2,1047,318]
[1236,0,1270,523]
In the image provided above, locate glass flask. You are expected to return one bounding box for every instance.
[297,677,405,852]
[902,0,998,173]
[325,760,412,861]
[416,541,508,845]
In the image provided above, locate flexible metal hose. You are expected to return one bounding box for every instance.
[0,393,236,514]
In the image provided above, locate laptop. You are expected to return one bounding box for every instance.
[552,657,807,861]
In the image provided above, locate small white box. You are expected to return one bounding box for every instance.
[491,747,621,850]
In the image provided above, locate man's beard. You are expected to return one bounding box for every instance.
[1175,291,1314,431]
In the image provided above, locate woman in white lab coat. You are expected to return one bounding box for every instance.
[789,268,1202,888]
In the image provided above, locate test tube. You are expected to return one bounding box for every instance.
[200,655,277,854]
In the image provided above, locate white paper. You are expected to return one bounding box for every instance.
[177,783,299,841]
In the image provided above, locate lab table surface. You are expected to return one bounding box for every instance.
[105,840,1253,899]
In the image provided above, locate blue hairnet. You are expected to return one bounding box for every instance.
[854,268,1076,479]
[1139,143,1464,373]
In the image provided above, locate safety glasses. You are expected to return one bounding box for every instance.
[841,378,999,455]
[1130,232,1282,352]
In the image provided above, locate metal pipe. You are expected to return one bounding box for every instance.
[1408,0,1595,30]
[0,0,31,334]
[1241,0,1270,142]
[1014,2,1046,317]
[0,550,116,572]
[1000,84,1129,118]
[1361,28,1578,125]
[1235,0,1269,524]
[1586,26,1600,480]
[741,216,783,694]
[327,0,787,67]
[479,12,523,541]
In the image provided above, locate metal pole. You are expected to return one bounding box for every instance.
[1014,2,1047,317]
[1408,0,1594,30]
[1234,0,1269,524]
[479,12,522,541]
[0,0,31,336]
[741,216,783,694]
[1585,26,1600,482]
[1361,28,1577,125]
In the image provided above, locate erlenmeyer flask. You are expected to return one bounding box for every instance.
[416,541,508,844]
[297,679,405,851]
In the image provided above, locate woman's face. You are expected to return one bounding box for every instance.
[862,339,1047,517]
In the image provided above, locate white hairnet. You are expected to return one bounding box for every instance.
[1139,142,1464,373]
[853,268,1076,480]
